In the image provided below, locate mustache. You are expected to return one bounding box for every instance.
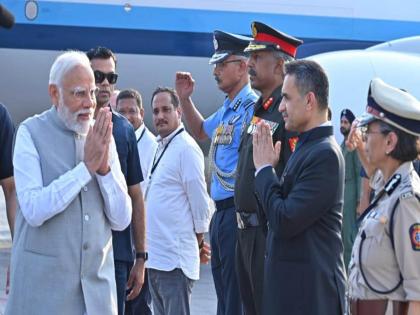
[248,68,257,77]
[77,108,93,114]
[155,119,168,126]
[214,76,221,84]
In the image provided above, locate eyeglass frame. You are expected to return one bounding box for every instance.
[62,86,99,101]
[213,59,245,70]
[94,70,119,84]
[359,124,392,142]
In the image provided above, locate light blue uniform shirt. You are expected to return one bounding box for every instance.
[203,84,257,201]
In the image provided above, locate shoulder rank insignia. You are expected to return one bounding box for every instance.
[409,223,420,251]
[262,97,273,110]
[233,98,242,111]
[247,115,279,135]
[288,136,299,152]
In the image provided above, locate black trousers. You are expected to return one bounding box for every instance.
[236,226,266,315]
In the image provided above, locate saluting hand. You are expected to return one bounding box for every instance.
[252,122,281,170]
[345,120,364,152]
[84,107,112,175]
[175,71,195,101]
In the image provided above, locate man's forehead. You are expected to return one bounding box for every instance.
[90,57,115,70]
[118,97,137,107]
[62,65,94,85]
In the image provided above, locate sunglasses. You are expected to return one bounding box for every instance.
[94,70,118,84]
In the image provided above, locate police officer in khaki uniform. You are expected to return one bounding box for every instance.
[234,22,302,315]
[348,78,420,315]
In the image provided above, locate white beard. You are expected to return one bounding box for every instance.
[56,96,93,135]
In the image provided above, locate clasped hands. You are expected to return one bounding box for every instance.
[84,107,113,176]
[252,121,281,170]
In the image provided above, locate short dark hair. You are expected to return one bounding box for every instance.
[86,46,117,66]
[150,87,180,108]
[117,89,142,109]
[376,120,418,162]
[284,60,329,110]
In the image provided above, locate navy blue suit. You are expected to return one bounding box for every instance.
[255,126,346,315]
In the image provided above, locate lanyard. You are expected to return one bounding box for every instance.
[144,128,184,200]
[136,128,146,143]
[150,128,184,176]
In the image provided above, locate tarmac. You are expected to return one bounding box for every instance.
[0,192,217,315]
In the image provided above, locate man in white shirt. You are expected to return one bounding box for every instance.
[116,88,156,315]
[116,88,158,192]
[146,87,211,315]
[5,51,132,315]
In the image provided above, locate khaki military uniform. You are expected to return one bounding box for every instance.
[349,162,420,303]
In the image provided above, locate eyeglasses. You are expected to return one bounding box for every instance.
[213,59,244,70]
[65,86,98,101]
[360,126,390,142]
[94,70,118,84]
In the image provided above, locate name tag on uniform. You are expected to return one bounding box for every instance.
[247,116,279,135]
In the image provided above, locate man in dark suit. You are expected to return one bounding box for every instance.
[252,59,346,315]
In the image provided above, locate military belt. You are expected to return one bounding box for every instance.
[350,299,408,315]
[215,197,235,211]
[236,211,260,229]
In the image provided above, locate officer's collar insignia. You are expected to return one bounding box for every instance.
[384,173,401,195]
[288,136,299,152]
[213,35,218,50]
[233,98,242,111]
[409,223,420,251]
[263,97,274,110]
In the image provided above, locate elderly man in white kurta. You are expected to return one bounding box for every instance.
[5,51,132,315]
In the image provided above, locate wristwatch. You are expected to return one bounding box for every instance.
[136,252,148,261]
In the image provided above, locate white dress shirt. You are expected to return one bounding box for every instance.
[13,124,132,231]
[146,124,211,280]
[135,124,158,192]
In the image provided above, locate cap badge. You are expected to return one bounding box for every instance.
[252,23,257,38]
[213,36,218,50]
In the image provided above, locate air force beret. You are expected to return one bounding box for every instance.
[357,78,420,136]
[209,30,252,65]
[244,21,303,57]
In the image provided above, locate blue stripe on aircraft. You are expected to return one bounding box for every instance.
[0,24,378,58]
[3,1,420,42]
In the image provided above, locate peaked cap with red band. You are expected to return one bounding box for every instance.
[244,21,303,57]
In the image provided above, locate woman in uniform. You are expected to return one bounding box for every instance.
[347,78,420,315]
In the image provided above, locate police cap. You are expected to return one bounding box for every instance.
[357,78,420,136]
[244,21,303,58]
[209,30,252,65]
